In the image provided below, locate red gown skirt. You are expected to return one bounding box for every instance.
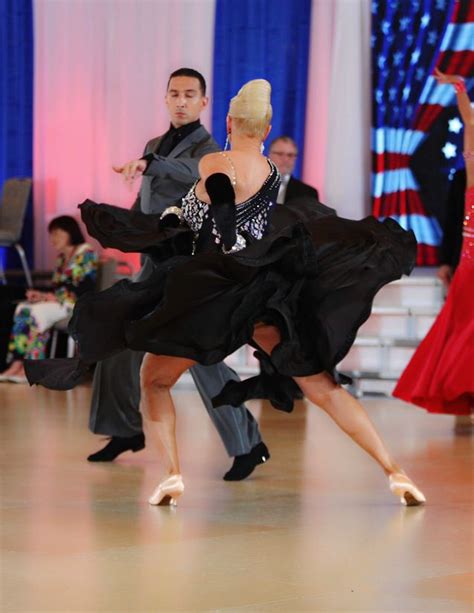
[393,187,474,415]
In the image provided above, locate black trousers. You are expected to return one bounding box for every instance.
[89,349,262,457]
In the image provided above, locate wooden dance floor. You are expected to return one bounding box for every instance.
[1,383,473,612]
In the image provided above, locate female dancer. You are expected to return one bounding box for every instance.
[27,80,425,507]
[394,69,474,430]
[1,216,97,382]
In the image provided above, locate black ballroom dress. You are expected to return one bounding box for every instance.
[25,160,417,412]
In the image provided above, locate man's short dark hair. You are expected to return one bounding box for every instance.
[269,135,298,153]
[167,68,207,96]
[48,215,85,246]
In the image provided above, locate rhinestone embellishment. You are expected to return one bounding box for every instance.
[181,161,280,254]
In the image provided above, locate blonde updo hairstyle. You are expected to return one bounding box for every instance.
[228,79,272,140]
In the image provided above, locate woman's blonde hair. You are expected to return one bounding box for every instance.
[228,79,272,140]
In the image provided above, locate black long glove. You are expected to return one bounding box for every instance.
[205,173,237,251]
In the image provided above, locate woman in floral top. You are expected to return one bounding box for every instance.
[0,216,97,382]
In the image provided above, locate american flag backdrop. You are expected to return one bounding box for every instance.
[372,0,474,265]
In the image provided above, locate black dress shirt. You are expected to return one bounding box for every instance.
[157,120,202,156]
[142,120,202,193]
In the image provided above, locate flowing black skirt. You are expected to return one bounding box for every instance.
[25,199,416,412]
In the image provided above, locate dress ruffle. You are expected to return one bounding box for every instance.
[393,259,474,415]
[26,198,416,412]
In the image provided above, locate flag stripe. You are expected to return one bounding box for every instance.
[372,128,425,155]
[372,169,419,199]
[440,22,474,50]
[372,190,429,217]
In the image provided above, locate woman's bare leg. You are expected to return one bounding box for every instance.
[253,324,398,475]
[253,324,425,503]
[140,353,196,477]
[295,372,399,474]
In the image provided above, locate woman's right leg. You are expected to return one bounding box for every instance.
[140,353,196,478]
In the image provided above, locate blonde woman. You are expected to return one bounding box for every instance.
[27,80,425,507]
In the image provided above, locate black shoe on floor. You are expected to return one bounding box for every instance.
[223,441,270,481]
[87,433,145,462]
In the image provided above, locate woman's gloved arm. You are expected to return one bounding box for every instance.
[205,173,246,253]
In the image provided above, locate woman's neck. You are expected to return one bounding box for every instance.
[62,244,76,259]
[230,133,262,153]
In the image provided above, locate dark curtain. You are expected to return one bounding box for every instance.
[212,0,312,179]
[0,0,34,270]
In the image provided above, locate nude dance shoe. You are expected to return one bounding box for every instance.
[389,472,426,507]
[148,474,184,506]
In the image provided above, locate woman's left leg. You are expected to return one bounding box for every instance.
[253,324,425,504]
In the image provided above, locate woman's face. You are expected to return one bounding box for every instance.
[49,228,72,253]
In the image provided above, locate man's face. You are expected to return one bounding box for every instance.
[269,140,298,176]
[165,76,208,128]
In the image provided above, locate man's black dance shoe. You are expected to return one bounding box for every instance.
[87,433,145,462]
[223,441,270,481]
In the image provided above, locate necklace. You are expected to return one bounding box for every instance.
[219,151,237,187]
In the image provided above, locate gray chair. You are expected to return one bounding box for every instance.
[49,258,117,358]
[0,178,33,287]
[49,317,76,358]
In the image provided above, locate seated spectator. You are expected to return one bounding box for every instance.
[268,136,319,204]
[0,216,97,382]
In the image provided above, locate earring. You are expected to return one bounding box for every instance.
[224,133,230,151]
[260,142,265,154]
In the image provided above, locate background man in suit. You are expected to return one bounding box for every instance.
[88,68,269,480]
[268,136,319,204]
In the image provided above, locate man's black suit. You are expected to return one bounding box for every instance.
[284,176,319,203]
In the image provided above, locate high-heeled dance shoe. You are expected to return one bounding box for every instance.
[389,472,426,506]
[148,474,184,506]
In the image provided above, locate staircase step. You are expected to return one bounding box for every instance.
[340,370,402,380]
[353,336,419,348]
[374,278,443,309]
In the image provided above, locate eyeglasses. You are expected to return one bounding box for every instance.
[270,151,298,159]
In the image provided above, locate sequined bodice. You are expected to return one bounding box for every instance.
[181,160,280,253]
[461,186,474,264]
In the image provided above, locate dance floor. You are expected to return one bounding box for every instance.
[1,383,473,612]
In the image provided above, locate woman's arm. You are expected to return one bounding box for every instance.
[198,153,240,252]
[434,68,473,126]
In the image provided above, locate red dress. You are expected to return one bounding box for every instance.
[393,186,474,415]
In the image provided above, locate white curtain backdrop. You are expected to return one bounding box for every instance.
[34,0,215,269]
[34,0,371,268]
[303,0,371,220]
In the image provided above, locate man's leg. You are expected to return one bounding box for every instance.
[88,353,269,478]
[189,362,270,480]
[87,350,146,461]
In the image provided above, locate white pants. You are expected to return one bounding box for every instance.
[15,301,71,333]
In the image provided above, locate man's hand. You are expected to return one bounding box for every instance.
[43,292,58,302]
[113,159,147,183]
[26,289,43,303]
[26,289,57,303]
[437,264,453,290]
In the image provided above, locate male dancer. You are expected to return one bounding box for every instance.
[88,68,269,480]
